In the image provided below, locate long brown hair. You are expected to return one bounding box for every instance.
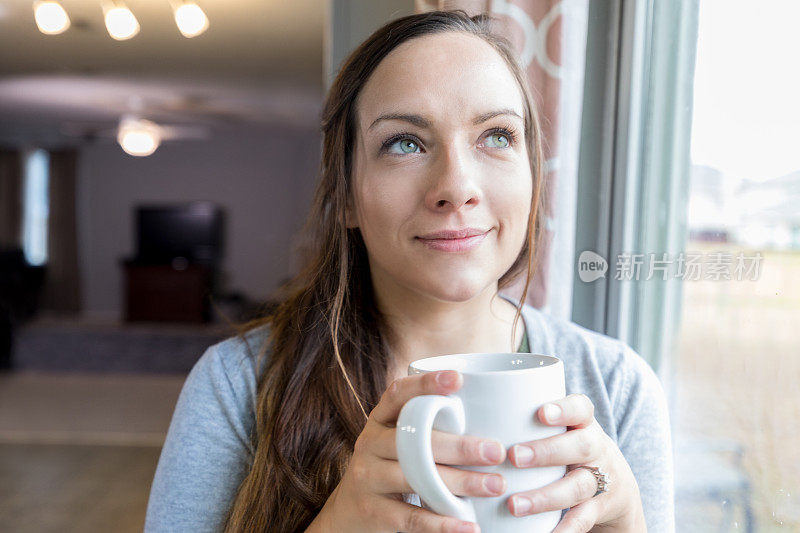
[223,10,547,532]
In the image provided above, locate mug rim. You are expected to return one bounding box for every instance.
[408,352,562,375]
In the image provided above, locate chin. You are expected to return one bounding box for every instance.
[413,274,494,303]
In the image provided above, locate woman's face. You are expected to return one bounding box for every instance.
[349,31,533,304]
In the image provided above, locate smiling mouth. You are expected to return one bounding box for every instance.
[417,227,489,240]
[415,230,490,253]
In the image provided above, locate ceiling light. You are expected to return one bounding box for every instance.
[173,1,208,38]
[104,4,139,40]
[33,1,70,35]
[118,118,161,157]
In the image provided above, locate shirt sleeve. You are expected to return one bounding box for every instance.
[614,343,676,533]
[144,341,256,532]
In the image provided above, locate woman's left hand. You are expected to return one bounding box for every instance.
[505,393,647,532]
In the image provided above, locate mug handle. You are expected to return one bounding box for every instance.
[396,395,477,523]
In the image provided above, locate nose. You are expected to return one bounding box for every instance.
[423,140,481,212]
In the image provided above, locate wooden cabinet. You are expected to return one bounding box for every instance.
[123,262,212,323]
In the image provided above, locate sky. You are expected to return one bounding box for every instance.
[690,0,800,182]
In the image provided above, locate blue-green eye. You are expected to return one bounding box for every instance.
[387,137,420,154]
[486,132,510,148]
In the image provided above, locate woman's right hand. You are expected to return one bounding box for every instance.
[309,369,507,533]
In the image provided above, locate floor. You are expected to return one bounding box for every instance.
[0,371,186,533]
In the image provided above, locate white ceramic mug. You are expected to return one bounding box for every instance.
[396,352,567,532]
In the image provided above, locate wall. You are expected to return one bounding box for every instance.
[77,127,321,320]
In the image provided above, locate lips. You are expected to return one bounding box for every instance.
[415,227,490,252]
[417,228,489,240]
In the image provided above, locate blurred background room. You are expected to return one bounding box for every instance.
[0,0,798,531]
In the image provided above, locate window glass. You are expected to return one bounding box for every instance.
[22,149,49,266]
[675,0,800,529]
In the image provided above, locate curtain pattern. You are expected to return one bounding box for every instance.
[0,149,23,250]
[41,149,82,314]
[416,0,563,309]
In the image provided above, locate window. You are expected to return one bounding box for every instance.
[674,0,800,529]
[21,148,49,266]
[573,0,798,529]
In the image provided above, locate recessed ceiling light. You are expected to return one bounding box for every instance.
[33,1,70,35]
[104,3,139,40]
[173,1,209,38]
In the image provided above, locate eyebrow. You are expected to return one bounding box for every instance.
[367,108,523,133]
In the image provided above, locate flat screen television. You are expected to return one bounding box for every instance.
[135,202,223,266]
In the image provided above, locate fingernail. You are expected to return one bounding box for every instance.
[484,474,505,494]
[480,440,503,463]
[436,370,457,387]
[513,445,534,466]
[543,403,561,422]
[455,522,476,533]
[512,495,532,515]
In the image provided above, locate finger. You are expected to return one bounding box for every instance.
[507,467,599,516]
[368,495,481,533]
[370,370,463,427]
[509,426,602,468]
[362,457,507,499]
[537,394,595,429]
[551,498,601,533]
[371,426,506,466]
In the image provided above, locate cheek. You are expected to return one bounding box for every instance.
[352,151,398,239]
[354,171,416,246]
[358,201,392,244]
[494,171,533,237]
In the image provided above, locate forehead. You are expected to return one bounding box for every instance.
[356,31,524,131]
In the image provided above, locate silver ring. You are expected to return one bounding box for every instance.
[575,465,610,497]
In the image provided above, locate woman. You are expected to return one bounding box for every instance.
[145,10,673,533]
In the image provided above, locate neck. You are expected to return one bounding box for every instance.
[371,273,525,381]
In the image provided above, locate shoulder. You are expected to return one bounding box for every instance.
[520,304,623,359]
[144,324,274,531]
[180,323,272,443]
[519,302,629,378]
[518,302,665,440]
[200,323,272,384]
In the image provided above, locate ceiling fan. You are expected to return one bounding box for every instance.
[58,95,221,156]
[61,115,210,156]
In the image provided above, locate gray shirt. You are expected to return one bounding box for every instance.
[145,295,674,532]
